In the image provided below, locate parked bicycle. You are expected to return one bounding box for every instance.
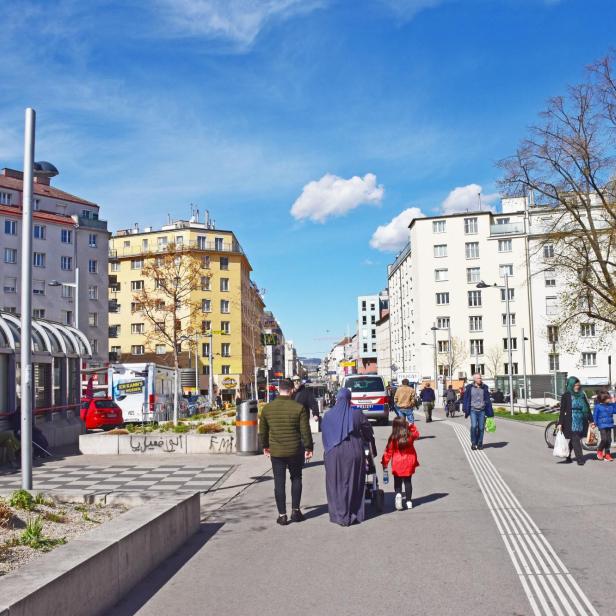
[544,420,600,451]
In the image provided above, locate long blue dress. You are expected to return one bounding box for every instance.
[324,409,375,526]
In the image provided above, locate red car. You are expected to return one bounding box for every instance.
[80,398,124,431]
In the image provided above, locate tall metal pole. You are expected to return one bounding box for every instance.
[173,367,178,425]
[194,332,199,396]
[208,331,214,408]
[505,274,514,416]
[20,108,35,489]
[432,324,437,406]
[521,327,528,414]
[447,324,452,389]
[74,265,79,328]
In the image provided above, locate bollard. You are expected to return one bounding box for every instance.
[236,400,259,456]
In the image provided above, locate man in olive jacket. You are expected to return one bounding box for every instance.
[260,379,314,525]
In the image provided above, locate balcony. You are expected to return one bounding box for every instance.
[108,238,244,260]
[109,300,120,313]
[490,222,525,236]
[109,326,120,339]
[77,216,108,231]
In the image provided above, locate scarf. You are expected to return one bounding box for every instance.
[321,388,355,455]
[567,376,588,432]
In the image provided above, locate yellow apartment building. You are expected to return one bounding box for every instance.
[108,216,265,402]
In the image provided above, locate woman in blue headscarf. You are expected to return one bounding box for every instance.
[322,388,376,526]
[558,376,594,465]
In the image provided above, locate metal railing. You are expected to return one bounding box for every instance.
[109,238,244,259]
[490,222,524,236]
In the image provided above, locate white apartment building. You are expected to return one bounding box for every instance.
[263,311,285,379]
[387,197,615,392]
[0,168,109,364]
[357,291,388,372]
[375,312,392,383]
[284,340,298,378]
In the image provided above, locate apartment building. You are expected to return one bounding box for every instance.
[0,167,109,364]
[357,291,388,373]
[108,215,264,402]
[375,311,392,383]
[388,197,615,392]
[263,311,286,380]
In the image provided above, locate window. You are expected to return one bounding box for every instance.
[498,239,512,253]
[130,302,143,313]
[500,288,514,302]
[221,300,230,313]
[433,244,447,258]
[140,238,149,251]
[109,325,121,338]
[81,209,92,219]
[202,299,211,313]
[33,252,46,268]
[580,323,596,337]
[60,256,73,271]
[221,343,231,357]
[110,345,121,355]
[465,242,479,259]
[503,337,517,350]
[221,321,230,334]
[175,235,183,245]
[547,325,559,343]
[32,308,45,319]
[582,352,597,367]
[3,277,16,293]
[33,198,40,210]
[202,343,211,356]
[362,315,367,325]
[4,220,17,235]
[220,257,229,270]
[504,362,519,375]
[543,244,554,259]
[32,280,45,296]
[131,345,145,356]
[123,240,130,248]
[202,320,211,334]
[437,340,449,353]
[371,315,376,325]
[545,296,558,315]
[157,236,168,248]
[435,292,450,305]
[110,262,120,272]
[466,267,480,283]
[469,316,483,332]
[214,237,224,251]
[499,264,513,278]
[131,258,143,270]
[436,317,450,329]
[155,345,166,355]
[470,363,485,375]
[88,312,98,327]
[3,306,16,314]
[131,323,144,334]
[433,220,446,233]
[549,353,560,371]
[4,248,17,264]
[470,339,484,355]
[88,259,98,273]
[33,224,46,239]
[0,192,12,205]
[544,269,556,287]
[464,217,478,234]
[363,343,368,352]
[500,313,515,326]
[201,255,211,269]
[61,229,73,244]
[221,365,231,375]
[61,285,73,299]
[62,310,73,325]
[220,277,229,292]
[131,280,144,291]
[435,268,448,282]
[200,276,211,291]
[361,300,367,311]
[202,364,210,375]
[468,290,482,307]
[88,233,97,247]
[497,217,510,225]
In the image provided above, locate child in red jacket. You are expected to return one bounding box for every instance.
[381,417,420,510]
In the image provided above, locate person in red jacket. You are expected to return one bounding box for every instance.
[381,417,420,510]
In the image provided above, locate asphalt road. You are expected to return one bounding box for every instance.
[111,411,613,616]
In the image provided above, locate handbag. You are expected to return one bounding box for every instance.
[553,431,569,458]
[485,417,496,433]
[586,425,598,446]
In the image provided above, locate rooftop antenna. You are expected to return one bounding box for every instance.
[478,192,482,211]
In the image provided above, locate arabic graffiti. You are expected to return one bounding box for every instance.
[209,435,234,453]
[129,435,184,454]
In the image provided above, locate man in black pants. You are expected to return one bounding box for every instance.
[260,379,313,525]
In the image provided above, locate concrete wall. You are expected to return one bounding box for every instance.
[36,408,84,449]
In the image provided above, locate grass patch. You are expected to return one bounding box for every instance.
[105,428,129,435]
[494,409,559,422]
[19,517,66,551]
[9,490,34,511]
[34,493,54,508]
[172,423,190,433]
[81,511,100,524]
[42,511,67,524]
[197,423,224,434]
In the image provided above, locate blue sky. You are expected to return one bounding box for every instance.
[1,0,614,357]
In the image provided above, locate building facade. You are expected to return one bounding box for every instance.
[357,291,388,374]
[375,311,392,384]
[263,311,286,380]
[0,167,109,366]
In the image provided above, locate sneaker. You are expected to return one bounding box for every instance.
[471,444,477,451]
[395,493,403,511]
[597,451,604,461]
[406,500,413,510]
[276,514,288,526]
[605,453,613,462]
[290,509,305,523]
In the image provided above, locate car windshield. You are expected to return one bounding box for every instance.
[95,400,119,409]
[346,377,384,393]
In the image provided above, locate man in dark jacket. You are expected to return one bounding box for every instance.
[292,376,321,431]
[260,379,314,525]
[463,373,494,450]
[420,383,436,422]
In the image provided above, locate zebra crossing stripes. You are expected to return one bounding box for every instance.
[448,421,599,616]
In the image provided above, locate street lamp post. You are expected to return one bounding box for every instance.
[20,107,59,489]
[521,327,529,414]
[48,266,79,328]
[431,324,438,405]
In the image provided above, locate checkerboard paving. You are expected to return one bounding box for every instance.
[0,464,232,493]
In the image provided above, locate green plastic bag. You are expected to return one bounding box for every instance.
[485,417,496,433]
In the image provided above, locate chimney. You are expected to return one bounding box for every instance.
[1,168,24,180]
[34,175,50,186]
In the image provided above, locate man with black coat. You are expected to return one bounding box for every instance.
[463,373,494,450]
[292,376,320,428]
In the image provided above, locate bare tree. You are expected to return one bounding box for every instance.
[132,244,206,422]
[438,336,468,379]
[485,345,504,379]
[499,52,616,342]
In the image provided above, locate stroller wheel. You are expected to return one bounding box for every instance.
[373,489,385,513]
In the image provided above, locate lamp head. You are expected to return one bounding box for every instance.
[33,161,59,178]
[48,280,61,287]
[476,281,490,289]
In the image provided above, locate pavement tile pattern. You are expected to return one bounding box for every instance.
[0,464,232,493]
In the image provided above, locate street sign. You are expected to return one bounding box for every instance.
[261,333,279,346]
[340,361,356,367]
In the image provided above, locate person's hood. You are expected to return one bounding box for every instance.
[566,376,580,394]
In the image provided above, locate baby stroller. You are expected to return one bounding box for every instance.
[364,444,385,513]
[445,398,458,418]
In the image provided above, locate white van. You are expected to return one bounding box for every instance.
[342,374,390,425]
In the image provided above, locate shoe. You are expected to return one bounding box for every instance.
[564,457,573,464]
[577,461,585,466]
[471,445,477,451]
[597,451,604,461]
[406,500,413,510]
[395,493,403,511]
[276,514,288,526]
[477,445,483,451]
[605,453,613,462]
[290,509,305,523]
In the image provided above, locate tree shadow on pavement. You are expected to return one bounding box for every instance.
[412,492,448,507]
[482,442,508,449]
[304,503,329,520]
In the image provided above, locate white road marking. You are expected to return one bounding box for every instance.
[448,421,599,616]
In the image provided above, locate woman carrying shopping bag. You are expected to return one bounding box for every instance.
[557,376,595,466]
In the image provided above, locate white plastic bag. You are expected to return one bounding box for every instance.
[553,431,569,458]
[310,416,320,434]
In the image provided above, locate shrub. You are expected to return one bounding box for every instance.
[105,428,129,435]
[225,410,236,417]
[197,423,224,434]
[34,493,54,507]
[20,517,66,551]
[9,490,34,511]
[43,511,66,524]
[125,423,136,433]
[173,423,190,434]
[0,499,13,527]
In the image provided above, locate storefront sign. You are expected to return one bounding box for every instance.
[116,380,144,394]
[222,377,237,388]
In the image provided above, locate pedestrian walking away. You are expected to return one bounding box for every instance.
[463,373,494,450]
[558,376,594,466]
[292,376,321,430]
[420,382,436,422]
[381,417,420,510]
[259,379,314,525]
[445,385,457,417]
[394,378,417,423]
[322,388,376,526]
[592,390,616,461]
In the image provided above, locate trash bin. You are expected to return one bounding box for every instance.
[236,400,259,456]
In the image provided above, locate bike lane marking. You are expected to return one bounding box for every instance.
[448,420,598,616]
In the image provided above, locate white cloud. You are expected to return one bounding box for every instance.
[155,0,324,47]
[370,207,425,252]
[379,0,448,21]
[290,173,384,223]
[441,183,498,214]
